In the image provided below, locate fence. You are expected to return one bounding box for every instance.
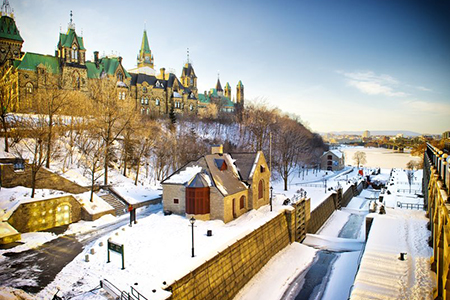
[396,201,424,210]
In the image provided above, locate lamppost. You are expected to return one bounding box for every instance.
[190,216,196,257]
[270,186,273,212]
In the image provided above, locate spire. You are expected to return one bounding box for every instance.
[216,78,223,92]
[141,30,151,54]
[187,48,190,64]
[68,10,75,30]
[1,0,13,17]
[137,28,154,68]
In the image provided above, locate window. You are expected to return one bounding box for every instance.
[258,179,264,199]
[156,81,160,87]
[327,155,332,160]
[240,195,246,209]
[189,104,193,111]
[145,98,149,105]
[117,72,123,81]
[118,92,126,100]
[143,86,147,93]
[141,97,145,105]
[26,82,33,94]
[146,108,150,115]
[260,165,265,173]
[73,72,80,90]
[190,78,194,85]
[141,108,145,114]
[327,161,332,166]
[174,199,179,204]
[72,45,78,61]
[155,99,160,106]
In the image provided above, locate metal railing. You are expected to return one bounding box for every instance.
[426,143,449,191]
[396,201,424,210]
[100,279,148,300]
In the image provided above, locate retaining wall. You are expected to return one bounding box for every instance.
[165,209,296,300]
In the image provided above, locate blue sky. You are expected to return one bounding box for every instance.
[10,0,450,134]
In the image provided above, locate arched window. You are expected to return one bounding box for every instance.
[258,179,264,199]
[155,99,160,106]
[117,72,123,81]
[146,108,150,114]
[26,82,33,94]
[143,86,147,93]
[240,195,246,209]
[73,72,80,90]
[141,97,145,105]
[72,45,78,61]
[189,104,193,111]
[141,108,145,114]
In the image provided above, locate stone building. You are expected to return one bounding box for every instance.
[0,1,245,118]
[320,149,345,171]
[161,145,270,223]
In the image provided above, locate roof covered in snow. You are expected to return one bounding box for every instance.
[322,149,343,159]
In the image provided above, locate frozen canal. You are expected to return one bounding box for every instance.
[282,190,375,300]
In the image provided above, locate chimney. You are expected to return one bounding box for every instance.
[118,56,122,64]
[160,68,165,80]
[211,144,223,155]
[94,51,99,68]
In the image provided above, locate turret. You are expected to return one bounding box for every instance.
[236,80,244,104]
[137,29,154,68]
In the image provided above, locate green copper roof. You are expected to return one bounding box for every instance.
[86,57,131,79]
[15,52,60,74]
[0,15,23,42]
[237,80,243,87]
[225,82,231,89]
[58,28,85,50]
[198,93,211,104]
[140,30,151,54]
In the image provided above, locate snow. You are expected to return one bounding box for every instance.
[233,243,317,300]
[329,149,344,159]
[74,192,114,214]
[350,209,434,300]
[248,152,260,179]
[35,204,290,300]
[341,146,422,169]
[163,165,202,185]
[110,186,161,205]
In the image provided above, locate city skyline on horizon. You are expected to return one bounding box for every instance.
[7,0,450,134]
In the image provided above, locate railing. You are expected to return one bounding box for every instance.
[426,143,449,191]
[396,201,424,210]
[100,279,148,300]
[396,189,422,194]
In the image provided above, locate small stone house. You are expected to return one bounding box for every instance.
[320,150,345,171]
[161,145,271,223]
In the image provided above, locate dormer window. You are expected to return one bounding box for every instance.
[155,99,160,106]
[156,81,160,87]
[143,86,147,93]
[117,72,123,81]
[214,159,227,171]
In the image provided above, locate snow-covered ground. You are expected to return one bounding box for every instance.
[341,146,422,169]
[0,144,430,300]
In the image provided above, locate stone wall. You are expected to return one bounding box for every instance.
[166,209,296,300]
[0,163,88,194]
[8,195,82,233]
[307,193,338,234]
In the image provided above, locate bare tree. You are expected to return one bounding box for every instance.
[32,66,70,169]
[131,121,158,185]
[353,151,367,167]
[11,115,50,198]
[0,64,17,152]
[88,79,134,185]
[242,101,278,151]
[76,129,105,202]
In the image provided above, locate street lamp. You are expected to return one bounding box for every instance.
[190,216,196,257]
[270,186,273,212]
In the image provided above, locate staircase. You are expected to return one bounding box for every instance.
[99,193,128,216]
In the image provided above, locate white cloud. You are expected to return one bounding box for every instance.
[402,100,450,114]
[415,86,433,92]
[338,70,408,97]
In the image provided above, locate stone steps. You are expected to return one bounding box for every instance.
[99,193,127,216]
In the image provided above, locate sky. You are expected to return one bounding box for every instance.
[8,0,450,134]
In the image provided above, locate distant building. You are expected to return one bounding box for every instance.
[362,130,370,138]
[320,150,345,171]
[443,131,450,139]
[161,145,270,223]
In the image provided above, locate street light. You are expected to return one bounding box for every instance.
[190,216,196,257]
[270,186,273,212]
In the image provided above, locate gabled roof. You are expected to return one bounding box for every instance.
[58,28,85,50]
[229,152,260,182]
[0,15,23,42]
[182,63,196,78]
[162,153,248,196]
[14,52,60,74]
[322,149,343,159]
